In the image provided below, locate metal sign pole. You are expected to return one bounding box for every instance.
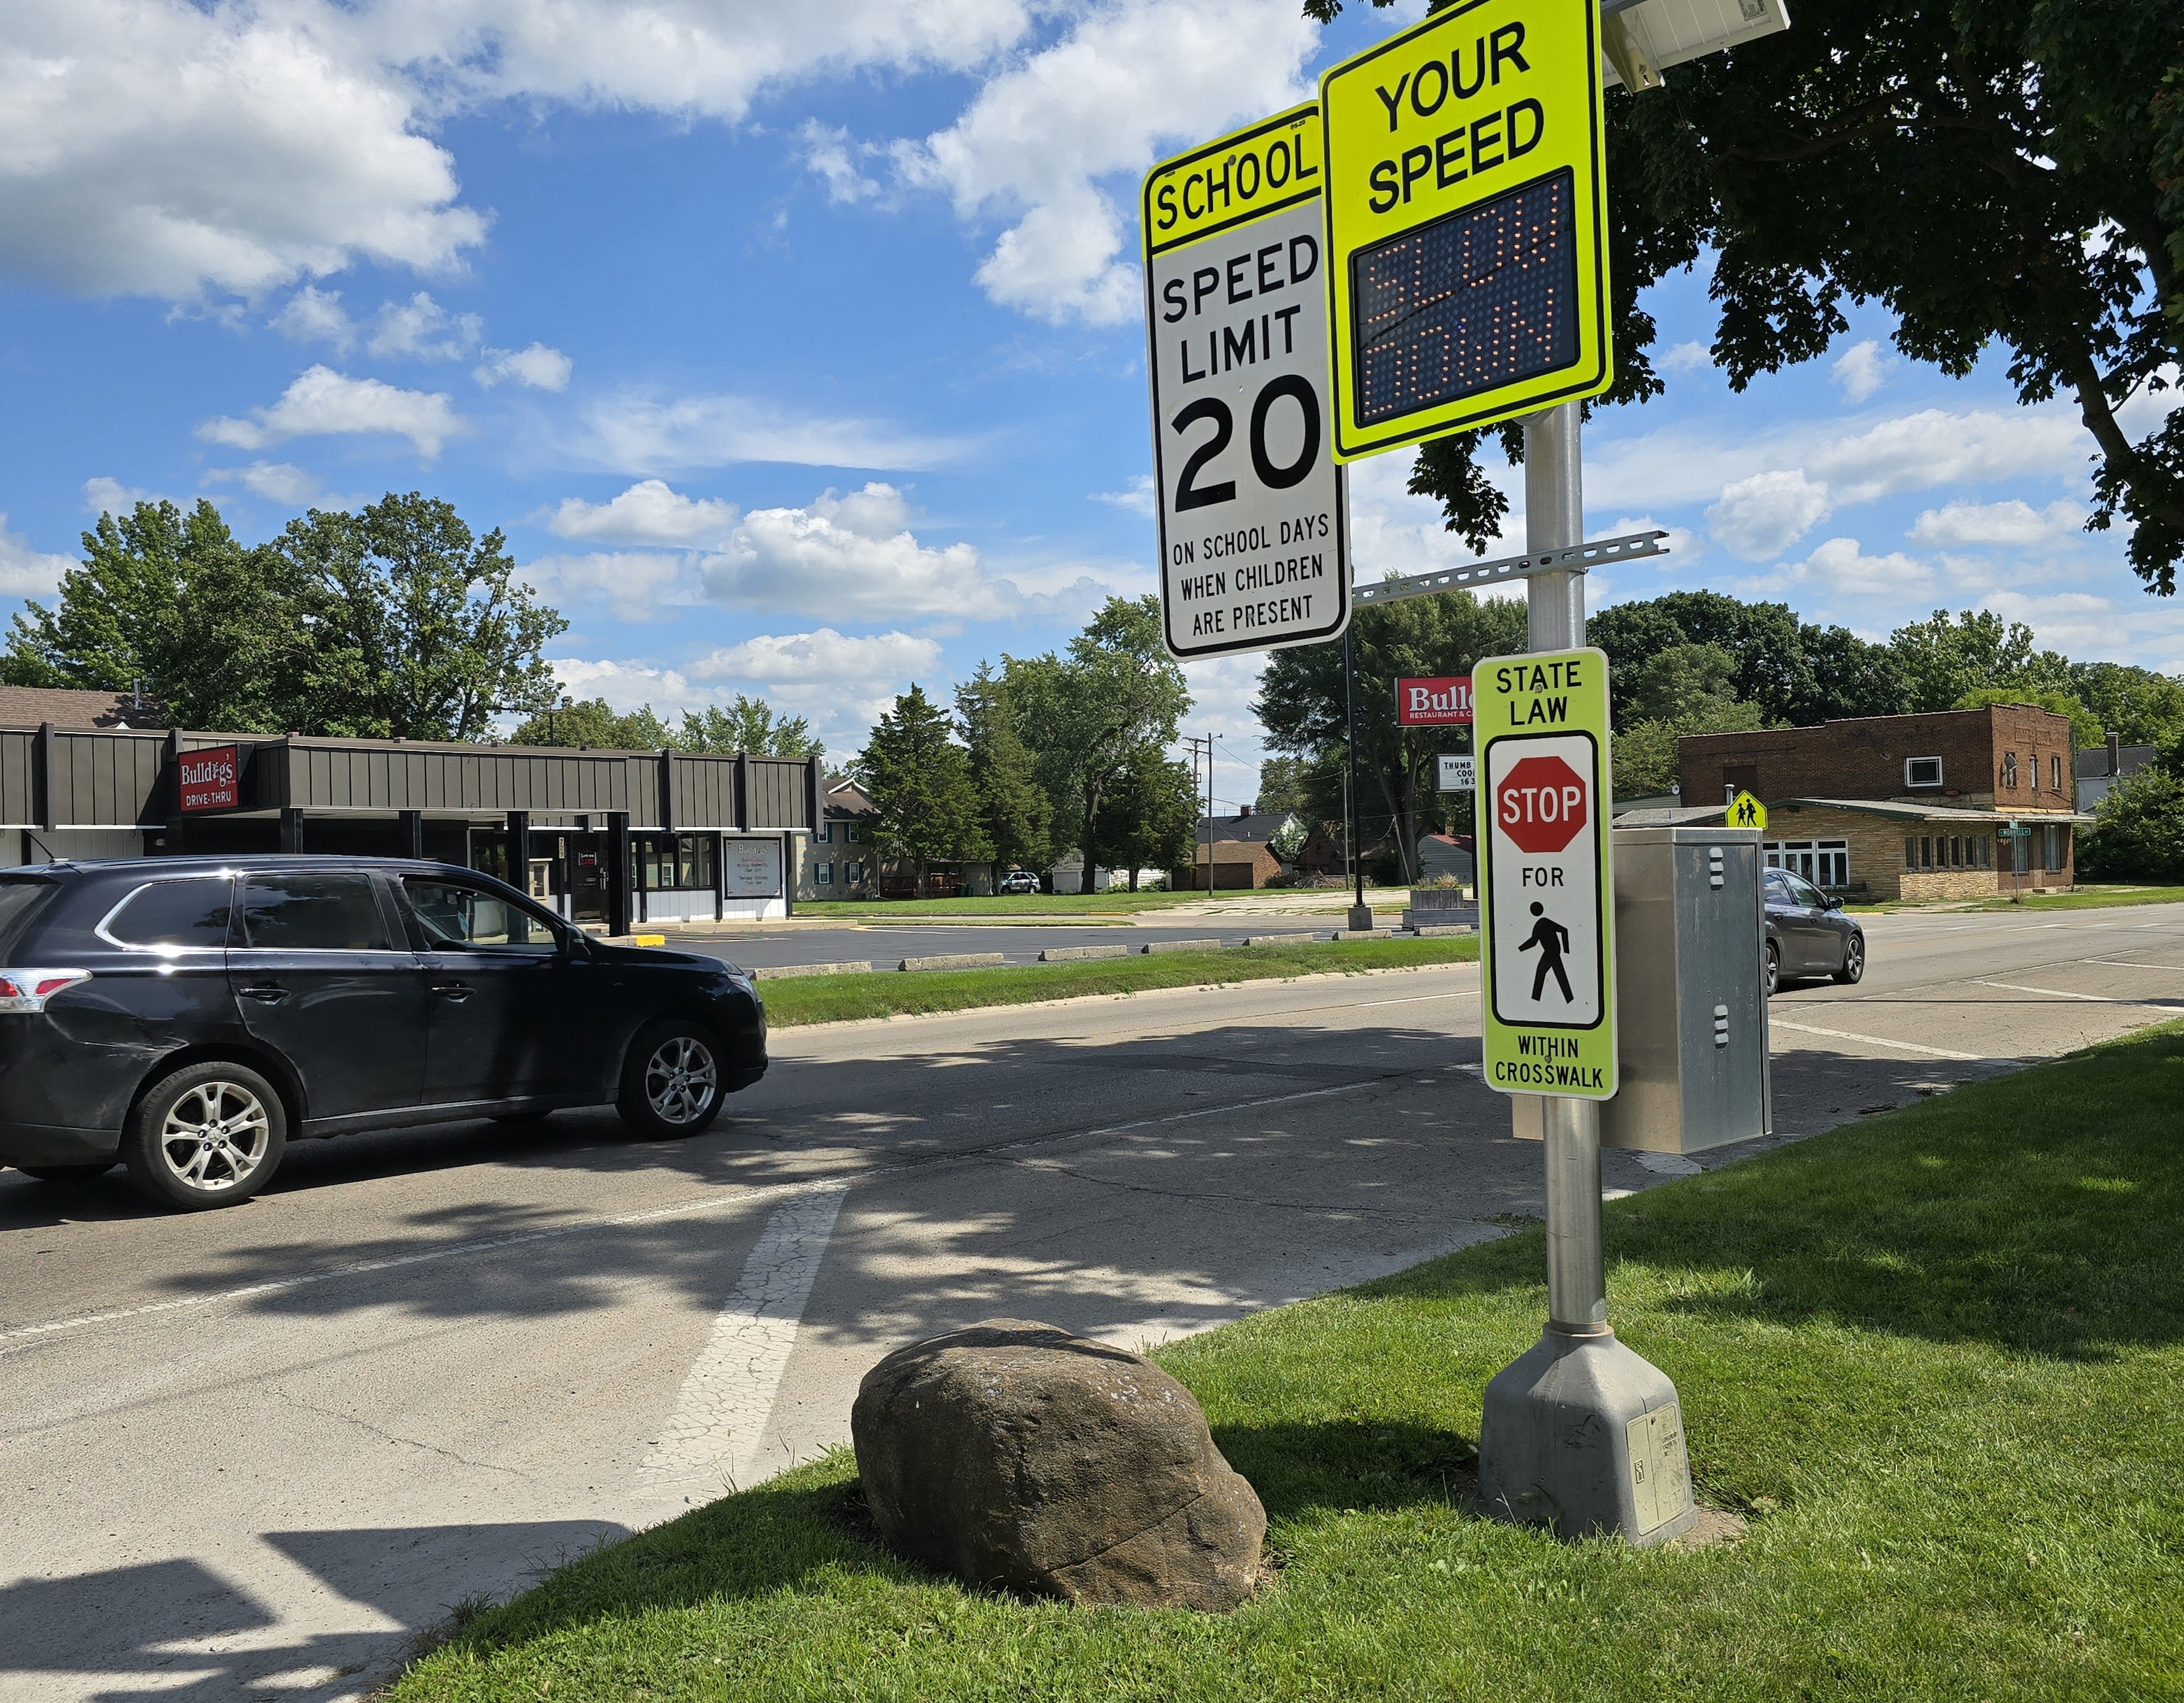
[1522,400,1607,1333]
[1346,624,1371,930]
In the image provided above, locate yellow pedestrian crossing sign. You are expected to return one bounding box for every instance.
[1728,790,1767,830]
[1317,0,1613,460]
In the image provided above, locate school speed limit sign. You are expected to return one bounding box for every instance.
[1142,103,1350,660]
[1475,647,1617,1098]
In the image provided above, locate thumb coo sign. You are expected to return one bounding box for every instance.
[178,745,242,813]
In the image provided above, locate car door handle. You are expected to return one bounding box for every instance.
[432,982,472,1002]
[238,983,290,1004]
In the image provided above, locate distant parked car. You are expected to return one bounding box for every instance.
[998,870,1041,895]
[1762,867,1864,993]
[0,857,767,1210]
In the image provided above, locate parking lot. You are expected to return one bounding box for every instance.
[2,903,2181,1700]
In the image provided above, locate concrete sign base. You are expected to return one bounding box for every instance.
[1477,1324,1698,1546]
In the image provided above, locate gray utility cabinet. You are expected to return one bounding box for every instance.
[1509,825,1770,1154]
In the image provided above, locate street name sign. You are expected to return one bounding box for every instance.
[1438,753,1477,792]
[1475,647,1616,1097]
[1396,673,1474,724]
[1728,788,1766,830]
[1319,0,1613,460]
[1143,103,1350,660]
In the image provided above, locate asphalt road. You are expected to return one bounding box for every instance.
[3,903,2182,1700]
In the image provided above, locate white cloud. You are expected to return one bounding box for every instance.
[272,286,358,353]
[688,628,943,685]
[1092,474,1156,517]
[474,342,573,391]
[576,392,968,472]
[800,120,883,204]
[1784,536,1931,597]
[1830,338,1893,404]
[1909,498,2086,549]
[524,551,700,623]
[203,462,322,505]
[367,291,481,360]
[0,1,486,300]
[82,476,158,515]
[705,483,984,617]
[894,0,1317,324]
[1660,341,1713,376]
[1706,469,1834,560]
[543,480,739,546]
[1344,449,1523,581]
[0,515,72,597]
[198,366,467,458]
[547,656,698,715]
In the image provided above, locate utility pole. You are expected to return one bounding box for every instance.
[1183,733,1215,891]
[1345,624,1371,930]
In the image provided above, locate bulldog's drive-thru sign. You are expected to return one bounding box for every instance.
[1142,103,1350,660]
[1396,674,1473,724]
[1318,0,1613,460]
[1475,648,1616,1097]
[177,745,241,813]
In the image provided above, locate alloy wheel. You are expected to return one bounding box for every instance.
[158,1080,273,1194]
[644,1035,719,1126]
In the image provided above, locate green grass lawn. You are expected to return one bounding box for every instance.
[793,892,1201,918]
[758,937,1479,1026]
[392,1022,2184,1702]
[1847,884,2184,916]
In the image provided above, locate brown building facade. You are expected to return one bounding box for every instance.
[1671,706,2088,902]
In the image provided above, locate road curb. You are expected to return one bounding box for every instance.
[1039,944,1133,962]
[754,961,879,979]
[1141,938,1225,954]
[899,952,1009,972]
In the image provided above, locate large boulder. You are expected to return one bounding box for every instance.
[851,1318,1266,1610]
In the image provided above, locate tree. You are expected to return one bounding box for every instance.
[2077,767,2184,882]
[1612,699,1771,798]
[1254,756,1311,815]
[1321,1,2184,593]
[1257,588,1527,882]
[858,685,987,897]
[1005,596,1191,872]
[1091,756,1198,890]
[1889,610,2040,713]
[1631,644,1741,723]
[1268,816,1311,863]
[509,697,675,749]
[271,493,566,740]
[3,498,312,729]
[2067,661,2184,748]
[956,664,1051,880]
[1952,685,2099,752]
[679,695,823,758]
[1587,593,1908,728]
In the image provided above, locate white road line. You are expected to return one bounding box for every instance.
[1350,988,1478,1009]
[638,1186,845,1499]
[2084,959,2184,970]
[1768,1018,1991,1062]
[1973,980,2137,1003]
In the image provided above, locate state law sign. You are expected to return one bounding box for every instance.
[1143,103,1350,660]
[1475,648,1616,1098]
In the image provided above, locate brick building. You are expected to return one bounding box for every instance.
[1671,706,2089,901]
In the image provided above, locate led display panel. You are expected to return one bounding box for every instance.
[1351,168,1578,425]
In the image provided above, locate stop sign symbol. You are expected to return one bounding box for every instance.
[1496,754,1589,854]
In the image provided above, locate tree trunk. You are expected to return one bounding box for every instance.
[1128,866,1140,892]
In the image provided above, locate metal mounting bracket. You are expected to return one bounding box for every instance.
[1350,529,1670,608]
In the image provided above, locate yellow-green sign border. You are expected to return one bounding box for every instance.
[1316,0,1614,460]
[1141,102,1324,262]
[1474,645,1620,1101]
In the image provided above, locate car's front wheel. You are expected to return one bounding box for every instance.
[616,1020,726,1139]
[122,1062,287,1211]
[1763,940,1780,997]
[1833,933,1866,985]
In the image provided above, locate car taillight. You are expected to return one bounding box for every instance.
[0,968,91,1013]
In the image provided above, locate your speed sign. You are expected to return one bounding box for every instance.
[1143,104,1350,660]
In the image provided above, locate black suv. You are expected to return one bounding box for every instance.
[0,857,766,1210]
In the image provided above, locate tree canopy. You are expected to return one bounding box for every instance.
[1310,0,2184,593]
[858,684,986,895]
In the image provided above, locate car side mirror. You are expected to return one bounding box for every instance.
[1826,896,1844,911]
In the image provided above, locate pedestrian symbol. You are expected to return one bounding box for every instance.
[1522,902,1574,1002]
[1728,789,1767,830]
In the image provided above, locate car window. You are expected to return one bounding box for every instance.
[1784,873,1826,907]
[1763,872,1792,904]
[240,874,391,951]
[404,878,560,955]
[0,879,56,949]
[102,878,233,951]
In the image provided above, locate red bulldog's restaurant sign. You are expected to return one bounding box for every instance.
[1395,676,1473,726]
[177,745,241,813]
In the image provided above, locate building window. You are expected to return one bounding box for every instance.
[2044,824,2067,873]
[1921,836,1934,869]
[817,862,834,886]
[1905,756,1944,788]
[818,822,833,844]
[843,821,857,843]
[1904,837,1917,871]
[1762,840,1850,888]
[641,833,716,891]
[845,860,863,885]
[2051,755,2063,794]
[2002,752,2018,788]
[1979,835,1992,868]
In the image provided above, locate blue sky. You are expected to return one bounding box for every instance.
[1,0,2176,813]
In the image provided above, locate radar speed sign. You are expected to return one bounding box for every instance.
[1143,104,1350,660]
